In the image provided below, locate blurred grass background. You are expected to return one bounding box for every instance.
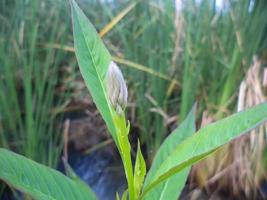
[0,0,267,199]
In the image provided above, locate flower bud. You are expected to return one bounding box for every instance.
[106,61,128,115]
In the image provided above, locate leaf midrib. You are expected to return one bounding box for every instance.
[159,180,168,200]
[73,2,118,144]
[146,110,195,198]
[146,105,267,186]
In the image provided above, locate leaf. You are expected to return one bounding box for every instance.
[70,0,118,144]
[115,190,128,200]
[143,105,196,200]
[122,190,128,200]
[70,3,135,197]
[142,102,267,198]
[116,192,120,200]
[99,2,137,37]
[134,141,146,198]
[0,148,97,200]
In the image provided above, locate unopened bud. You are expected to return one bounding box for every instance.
[106,61,128,115]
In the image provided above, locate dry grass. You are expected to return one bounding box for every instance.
[190,57,267,199]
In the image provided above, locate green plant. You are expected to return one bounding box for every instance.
[0,148,97,200]
[180,1,267,197]
[1,1,267,199]
[0,0,72,197]
[89,0,177,159]
[180,0,267,119]
[0,0,70,164]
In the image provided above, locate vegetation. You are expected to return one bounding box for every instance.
[0,0,72,196]
[0,0,71,165]
[84,0,267,159]
[0,0,267,199]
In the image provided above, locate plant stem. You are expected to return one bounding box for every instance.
[120,140,135,200]
[115,116,135,200]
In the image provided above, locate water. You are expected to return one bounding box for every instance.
[66,146,126,200]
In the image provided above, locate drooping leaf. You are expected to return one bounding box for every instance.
[0,148,97,200]
[70,0,118,144]
[134,141,146,198]
[143,105,196,200]
[142,102,267,198]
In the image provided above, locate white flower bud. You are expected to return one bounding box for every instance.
[106,61,128,115]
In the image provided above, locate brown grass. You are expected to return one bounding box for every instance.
[189,57,267,199]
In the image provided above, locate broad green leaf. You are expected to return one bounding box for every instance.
[143,105,196,200]
[134,141,146,198]
[0,148,97,200]
[70,0,118,144]
[142,102,267,198]
[70,2,134,197]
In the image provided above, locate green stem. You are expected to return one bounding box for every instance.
[115,115,135,200]
[120,140,135,200]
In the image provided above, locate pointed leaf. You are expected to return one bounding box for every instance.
[134,141,146,198]
[116,192,120,200]
[122,190,128,200]
[142,102,267,198]
[143,105,196,200]
[0,148,97,200]
[70,0,118,144]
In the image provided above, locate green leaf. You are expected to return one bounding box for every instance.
[116,192,120,200]
[134,141,146,198]
[142,102,267,198]
[143,105,196,200]
[70,0,118,144]
[122,190,128,200]
[0,148,97,200]
[70,2,135,198]
[115,190,128,200]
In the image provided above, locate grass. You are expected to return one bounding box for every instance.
[180,1,267,198]
[99,0,177,160]
[0,1,77,195]
[0,0,71,166]
[179,0,267,119]
[94,0,267,161]
[93,1,267,197]
[0,0,267,199]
